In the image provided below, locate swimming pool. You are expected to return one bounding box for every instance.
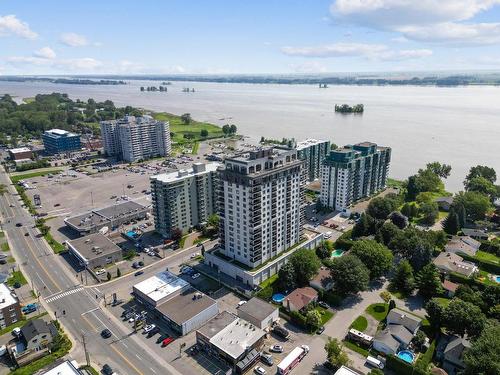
[397,350,415,364]
[331,249,345,257]
[495,275,500,283]
[272,293,285,303]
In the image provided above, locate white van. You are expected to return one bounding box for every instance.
[0,345,7,356]
[366,355,384,369]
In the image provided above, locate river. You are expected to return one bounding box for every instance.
[1,79,500,192]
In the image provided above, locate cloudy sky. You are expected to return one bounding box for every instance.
[1,0,500,75]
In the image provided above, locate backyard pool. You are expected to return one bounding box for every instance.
[495,275,500,283]
[332,249,345,257]
[272,293,286,303]
[397,350,415,364]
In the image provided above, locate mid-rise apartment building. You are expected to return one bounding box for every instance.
[100,115,171,162]
[42,129,81,155]
[320,142,391,211]
[0,283,22,328]
[151,163,220,238]
[218,148,304,268]
[296,139,330,182]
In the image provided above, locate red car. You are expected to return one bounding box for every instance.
[162,337,174,347]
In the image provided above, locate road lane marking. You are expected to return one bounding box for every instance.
[81,307,100,316]
[45,287,84,303]
[149,367,157,374]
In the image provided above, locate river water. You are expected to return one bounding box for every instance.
[1,80,500,191]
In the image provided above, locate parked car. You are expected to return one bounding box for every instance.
[260,353,273,366]
[301,345,310,353]
[156,334,170,344]
[162,337,174,347]
[15,223,22,227]
[22,303,37,314]
[101,329,112,339]
[254,366,266,375]
[318,301,329,309]
[270,345,283,353]
[143,324,156,334]
[191,273,200,279]
[134,271,144,276]
[95,269,106,276]
[237,300,247,308]
[147,326,160,337]
[132,262,139,269]
[317,326,325,334]
[11,327,21,337]
[102,364,114,375]
[272,325,290,339]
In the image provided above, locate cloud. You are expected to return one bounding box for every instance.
[281,42,432,61]
[0,15,38,39]
[291,61,328,73]
[33,47,56,59]
[7,54,102,72]
[60,32,88,47]
[330,0,500,45]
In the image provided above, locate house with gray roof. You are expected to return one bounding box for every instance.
[386,308,422,334]
[373,309,422,355]
[236,297,279,330]
[445,236,480,257]
[461,228,489,241]
[436,335,471,375]
[435,196,453,211]
[433,252,478,278]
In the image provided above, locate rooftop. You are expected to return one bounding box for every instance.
[39,359,81,375]
[284,286,318,311]
[227,147,292,163]
[134,271,189,303]
[334,366,362,375]
[387,308,422,332]
[197,311,237,340]
[0,283,18,310]
[433,252,478,277]
[9,147,31,153]
[296,139,329,150]
[310,268,334,289]
[151,163,220,184]
[237,297,278,322]
[66,233,122,262]
[155,288,217,326]
[44,129,77,137]
[442,280,459,293]
[21,319,56,342]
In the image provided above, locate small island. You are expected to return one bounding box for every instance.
[335,104,364,113]
[140,86,168,92]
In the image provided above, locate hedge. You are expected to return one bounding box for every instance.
[458,252,500,275]
[386,355,428,375]
[415,339,436,371]
[334,230,354,250]
[448,272,486,290]
[479,240,500,257]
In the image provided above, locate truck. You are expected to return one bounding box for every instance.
[277,347,307,375]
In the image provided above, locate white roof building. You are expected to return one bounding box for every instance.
[39,359,81,375]
[133,271,189,307]
[0,282,18,310]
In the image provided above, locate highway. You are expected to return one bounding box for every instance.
[0,167,195,375]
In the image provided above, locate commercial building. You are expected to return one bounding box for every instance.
[64,200,149,235]
[0,283,22,328]
[334,366,362,375]
[320,142,391,211]
[196,311,266,373]
[151,163,220,238]
[236,297,279,330]
[38,359,82,375]
[100,115,171,162]
[296,139,330,182]
[8,147,33,160]
[133,271,218,335]
[218,147,304,269]
[66,233,122,270]
[42,129,81,155]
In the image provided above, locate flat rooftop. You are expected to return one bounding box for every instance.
[155,288,217,325]
[197,310,238,340]
[0,283,18,310]
[44,128,77,137]
[228,147,291,163]
[237,297,277,322]
[134,271,189,303]
[151,163,220,184]
[67,233,121,262]
[334,366,362,375]
[296,139,328,150]
[40,360,81,375]
[9,147,31,153]
[210,314,266,360]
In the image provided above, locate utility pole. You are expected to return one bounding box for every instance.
[82,333,90,367]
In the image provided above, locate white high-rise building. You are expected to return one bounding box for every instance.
[320,142,391,211]
[218,148,304,268]
[151,163,220,238]
[100,115,171,162]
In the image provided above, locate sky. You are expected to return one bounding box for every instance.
[1,0,500,75]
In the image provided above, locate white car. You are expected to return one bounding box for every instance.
[324,231,332,238]
[143,324,156,333]
[270,345,283,353]
[95,269,106,276]
[254,366,266,375]
[237,301,247,308]
[191,273,200,279]
[301,345,310,354]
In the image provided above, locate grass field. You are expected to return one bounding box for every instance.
[153,112,224,143]
[10,169,63,183]
[434,297,451,307]
[476,250,500,264]
[7,270,27,287]
[315,306,334,325]
[350,315,368,331]
[366,303,389,321]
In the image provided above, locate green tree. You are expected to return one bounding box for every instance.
[455,285,486,312]
[367,196,398,219]
[305,309,322,330]
[443,298,487,338]
[416,263,443,299]
[455,203,467,228]
[389,211,408,229]
[200,129,209,137]
[426,161,452,179]
[180,113,192,124]
[463,320,500,375]
[229,124,237,134]
[405,169,443,201]
[368,370,384,375]
[278,262,297,291]
[352,213,376,238]
[413,330,427,349]
[222,124,231,135]
[453,191,492,221]
[324,338,351,369]
[466,176,498,200]
[375,221,401,246]
[380,291,392,303]
[425,298,445,331]
[401,202,418,218]
[442,208,460,235]
[464,165,497,188]
[315,241,332,260]
[207,214,220,229]
[328,254,369,295]
[390,260,416,295]
[419,201,439,225]
[350,240,394,279]
[289,248,321,286]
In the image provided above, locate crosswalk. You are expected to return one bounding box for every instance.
[45,287,85,303]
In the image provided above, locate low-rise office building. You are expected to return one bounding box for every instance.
[64,200,149,235]
[42,129,81,155]
[236,297,279,330]
[8,147,33,160]
[196,311,266,373]
[133,271,190,308]
[0,283,22,328]
[66,233,123,270]
[151,163,220,238]
[38,359,82,375]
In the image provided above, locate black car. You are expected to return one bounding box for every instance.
[102,364,113,375]
[147,326,161,337]
[156,333,170,344]
[317,326,325,334]
[15,223,22,227]
[135,271,144,276]
[101,328,112,338]
[24,232,29,236]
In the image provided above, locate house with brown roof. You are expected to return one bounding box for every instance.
[442,280,459,298]
[309,268,334,291]
[283,287,318,312]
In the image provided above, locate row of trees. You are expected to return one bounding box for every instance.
[222,124,237,136]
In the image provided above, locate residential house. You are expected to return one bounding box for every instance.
[437,335,471,375]
[445,236,480,257]
[435,197,453,211]
[309,268,334,291]
[433,252,479,278]
[442,280,459,298]
[386,308,422,334]
[373,308,422,355]
[461,228,489,241]
[283,287,318,312]
[10,319,58,366]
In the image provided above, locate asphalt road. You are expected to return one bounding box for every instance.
[0,167,192,375]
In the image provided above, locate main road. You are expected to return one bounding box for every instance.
[0,167,209,375]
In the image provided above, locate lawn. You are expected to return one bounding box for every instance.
[1,242,9,252]
[476,250,500,264]
[153,112,224,143]
[366,303,389,321]
[315,306,334,325]
[7,270,27,287]
[434,297,451,307]
[10,169,63,183]
[342,340,370,357]
[350,315,368,332]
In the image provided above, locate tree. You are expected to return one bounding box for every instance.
[442,208,460,235]
[180,113,192,124]
[390,260,416,295]
[315,241,332,260]
[306,309,322,330]
[425,298,445,331]
[207,214,220,229]
[419,201,439,225]
[389,211,408,229]
[401,202,418,218]
[426,162,452,179]
[278,262,297,291]
[453,191,491,221]
[352,213,376,238]
[350,240,394,279]
[413,330,427,349]
[375,221,400,246]
[443,298,487,338]
[289,249,321,286]
[368,370,384,375]
[0,184,6,196]
[416,263,443,299]
[464,165,497,188]
[324,338,351,369]
[200,129,208,137]
[222,124,231,135]
[455,285,486,311]
[463,320,500,375]
[229,124,237,134]
[328,254,369,295]
[405,169,443,201]
[466,176,498,200]
[367,197,398,219]
[116,268,121,277]
[380,291,392,303]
